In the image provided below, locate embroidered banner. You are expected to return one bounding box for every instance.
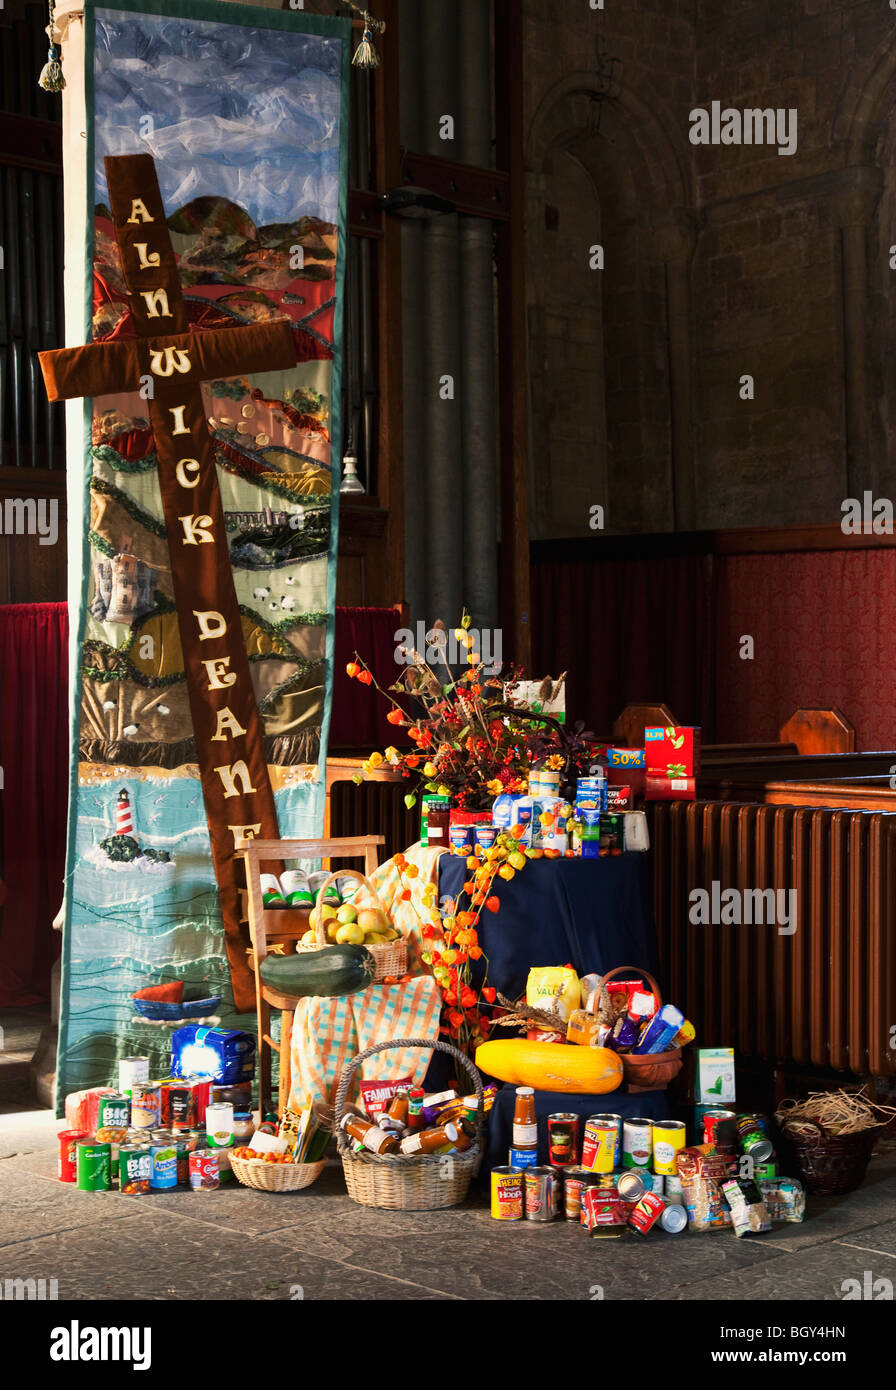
[50,0,349,1101]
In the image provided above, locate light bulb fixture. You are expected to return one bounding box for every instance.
[340,447,365,494]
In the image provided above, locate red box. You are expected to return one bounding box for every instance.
[644,726,701,777]
[644,774,696,802]
[607,765,645,799]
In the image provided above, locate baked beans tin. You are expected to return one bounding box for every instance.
[581,1116,617,1173]
[58,1129,88,1183]
[189,1149,220,1192]
[627,1191,665,1235]
[622,1117,653,1169]
[652,1120,687,1175]
[525,1166,560,1222]
[119,1144,151,1195]
[547,1113,580,1167]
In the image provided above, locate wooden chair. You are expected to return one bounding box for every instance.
[235,835,385,1116]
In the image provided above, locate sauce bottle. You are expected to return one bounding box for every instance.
[512,1086,538,1149]
[399,1122,460,1155]
[340,1113,399,1155]
[406,1088,425,1131]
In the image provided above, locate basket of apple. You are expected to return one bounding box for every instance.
[302,869,407,984]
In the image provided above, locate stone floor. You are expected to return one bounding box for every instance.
[1,1107,895,1301]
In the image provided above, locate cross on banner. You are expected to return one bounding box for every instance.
[40,152,300,1013]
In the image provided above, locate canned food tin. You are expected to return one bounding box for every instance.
[491,1165,524,1220]
[703,1108,737,1150]
[76,1142,111,1191]
[119,1144,151,1195]
[168,1084,198,1132]
[617,1170,647,1203]
[652,1120,687,1175]
[547,1112,580,1167]
[660,1201,688,1233]
[582,1182,623,1230]
[95,1093,130,1142]
[627,1191,665,1235]
[525,1166,559,1222]
[149,1138,178,1190]
[581,1117,618,1173]
[175,1135,191,1185]
[118,1056,150,1096]
[58,1129,88,1183]
[664,1174,684,1204]
[754,1159,778,1180]
[735,1116,774,1163]
[562,1166,588,1221]
[646,1172,665,1194]
[508,1146,540,1170]
[189,1149,220,1191]
[578,1173,606,1225]
[449,824,476,851]
[130,1082,161,1130]
[622,1116,653,1169]
[474,825,498,850]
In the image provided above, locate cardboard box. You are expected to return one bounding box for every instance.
[644,726,701,777]
[607,746,645,768]
[644,774,696,801]
[696,1047,736,1105]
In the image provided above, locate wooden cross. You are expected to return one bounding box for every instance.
[40,153,300,1012]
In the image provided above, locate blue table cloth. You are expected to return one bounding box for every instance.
[437,853,670,1174]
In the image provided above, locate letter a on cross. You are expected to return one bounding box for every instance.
[39,153,297,1011]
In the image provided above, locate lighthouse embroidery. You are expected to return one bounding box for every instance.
[116,789,134,836]
[92,785,174,872]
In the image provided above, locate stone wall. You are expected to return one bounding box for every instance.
[523,0,896,536]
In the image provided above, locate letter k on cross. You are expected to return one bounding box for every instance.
[39,153,297,1011]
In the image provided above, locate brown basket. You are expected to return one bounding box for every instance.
[335,1038,484,1210]
[600,966,682,1092]
[307,869,407,985]
[775,1115,881,1196]
[229,1153,325,1192]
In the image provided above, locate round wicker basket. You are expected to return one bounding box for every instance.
[309,869,407,985]
[335,1038,484,1210]
[600,966,683,1090]
[229,1153,326,1192]
[775,1116,881,1196]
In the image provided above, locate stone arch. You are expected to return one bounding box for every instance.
[832,32,896,165]
[524,73,696,536]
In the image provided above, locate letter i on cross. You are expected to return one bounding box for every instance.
[39,153,297,1009]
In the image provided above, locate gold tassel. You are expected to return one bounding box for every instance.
[352,19,380,69]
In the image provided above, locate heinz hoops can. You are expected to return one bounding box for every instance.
[491,1166,524,1220]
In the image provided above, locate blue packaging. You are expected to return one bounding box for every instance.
[632,1004,684,1055]
[171,1025,256,1084]
[508,1147,540,1170]
[492,793,522,830]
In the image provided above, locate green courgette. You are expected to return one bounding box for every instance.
[259,943,376,999]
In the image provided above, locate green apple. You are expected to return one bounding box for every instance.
[336,904,358,925]
[336,922,366,945]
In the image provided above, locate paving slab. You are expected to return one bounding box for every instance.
[0,1212,463,1301]
[0,1168,144,1248]
[668,1239,892,1303]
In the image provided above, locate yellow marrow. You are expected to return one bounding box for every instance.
[475,1039,623,1094]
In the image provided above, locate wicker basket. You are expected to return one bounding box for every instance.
[336,1038,484,1210]
[229,1152,326,1192]
[599,966,682,1092]
[775,1115,881,1196]
[309,869,407,985]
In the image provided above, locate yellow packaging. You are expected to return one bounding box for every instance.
[674,1019,696,1047]
[526,966,580,1021]
[566,1010,603,1047]
[652,1120,687,1175]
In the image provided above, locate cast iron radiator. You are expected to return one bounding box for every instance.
[328,779,419,872]
[649,801,896,1077]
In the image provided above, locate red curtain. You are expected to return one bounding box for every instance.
[714,550,896,749]
[331,605,407,749]
[530,553,715,737]
[0,603,68,1006]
